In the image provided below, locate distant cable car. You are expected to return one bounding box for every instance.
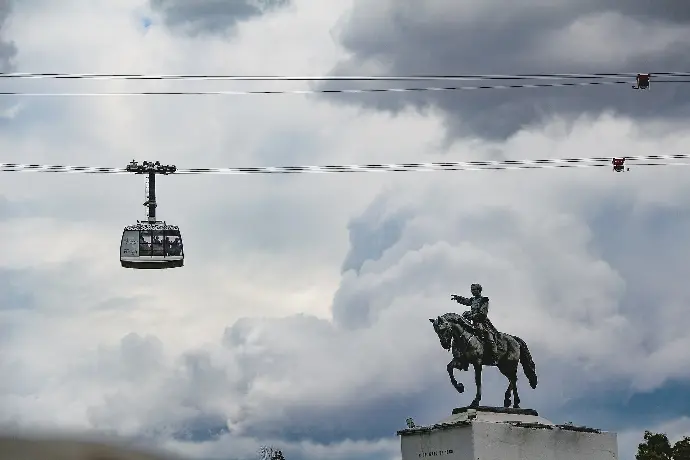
[119,160,183,269]
[633,73,650,90]
[612,157,628,172]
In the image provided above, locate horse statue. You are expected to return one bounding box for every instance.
[429,312,538,408]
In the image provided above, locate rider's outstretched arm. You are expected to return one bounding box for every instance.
[452,295,472,306]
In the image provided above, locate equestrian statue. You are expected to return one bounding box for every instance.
[429,283,538,409]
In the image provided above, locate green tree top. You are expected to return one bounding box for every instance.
[636,430,690,460]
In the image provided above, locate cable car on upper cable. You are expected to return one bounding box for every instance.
[119,160,184,269]
[633,73,650,90]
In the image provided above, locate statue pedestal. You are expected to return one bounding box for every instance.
[397,406,618,460]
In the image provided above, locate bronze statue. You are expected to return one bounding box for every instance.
[430,284,538,408]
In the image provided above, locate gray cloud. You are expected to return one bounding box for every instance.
[3,103,690,459]
[340,194,412,275]
[0,0,15,72]
[150,0,290,35]
[0,1,18,118]
[584,0,690,22]
[0,269,35,311]
[4,2,690,457]
[322,0,690,140]
[12,139,690,458]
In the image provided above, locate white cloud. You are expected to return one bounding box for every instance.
[2,1,690,460]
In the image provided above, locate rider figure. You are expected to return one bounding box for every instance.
[451,283,498,363]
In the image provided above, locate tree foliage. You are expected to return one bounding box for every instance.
[636,431,690,460]
[672,436,690,460]
[258,446,286,460]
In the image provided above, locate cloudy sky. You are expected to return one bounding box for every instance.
[1,1,690,459]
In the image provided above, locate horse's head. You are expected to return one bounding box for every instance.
[429,316,452,350]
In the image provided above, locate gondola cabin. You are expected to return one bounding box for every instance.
[120,221,184,269]
[634,73,650,90]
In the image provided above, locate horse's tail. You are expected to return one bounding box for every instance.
[513,335,538,389]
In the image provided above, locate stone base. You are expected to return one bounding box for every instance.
[451,406,539,416]
[398,407,617,460]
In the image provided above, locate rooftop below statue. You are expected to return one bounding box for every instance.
[452,406,539,416]
[397,406,617,460]
[397,406,553,436]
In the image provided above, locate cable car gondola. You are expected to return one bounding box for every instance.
[120,221,183,269]
[633,73,650,90]
[119,160,184,269]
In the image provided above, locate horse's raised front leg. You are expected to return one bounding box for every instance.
[447,360,464,393]
[470,363,482,408]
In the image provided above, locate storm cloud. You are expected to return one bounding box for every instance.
[150,0,290,35]
[0,0,16,72]
[2,1,690,459]
[323,0,690,140]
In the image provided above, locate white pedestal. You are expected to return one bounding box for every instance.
[397,407,618,460]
